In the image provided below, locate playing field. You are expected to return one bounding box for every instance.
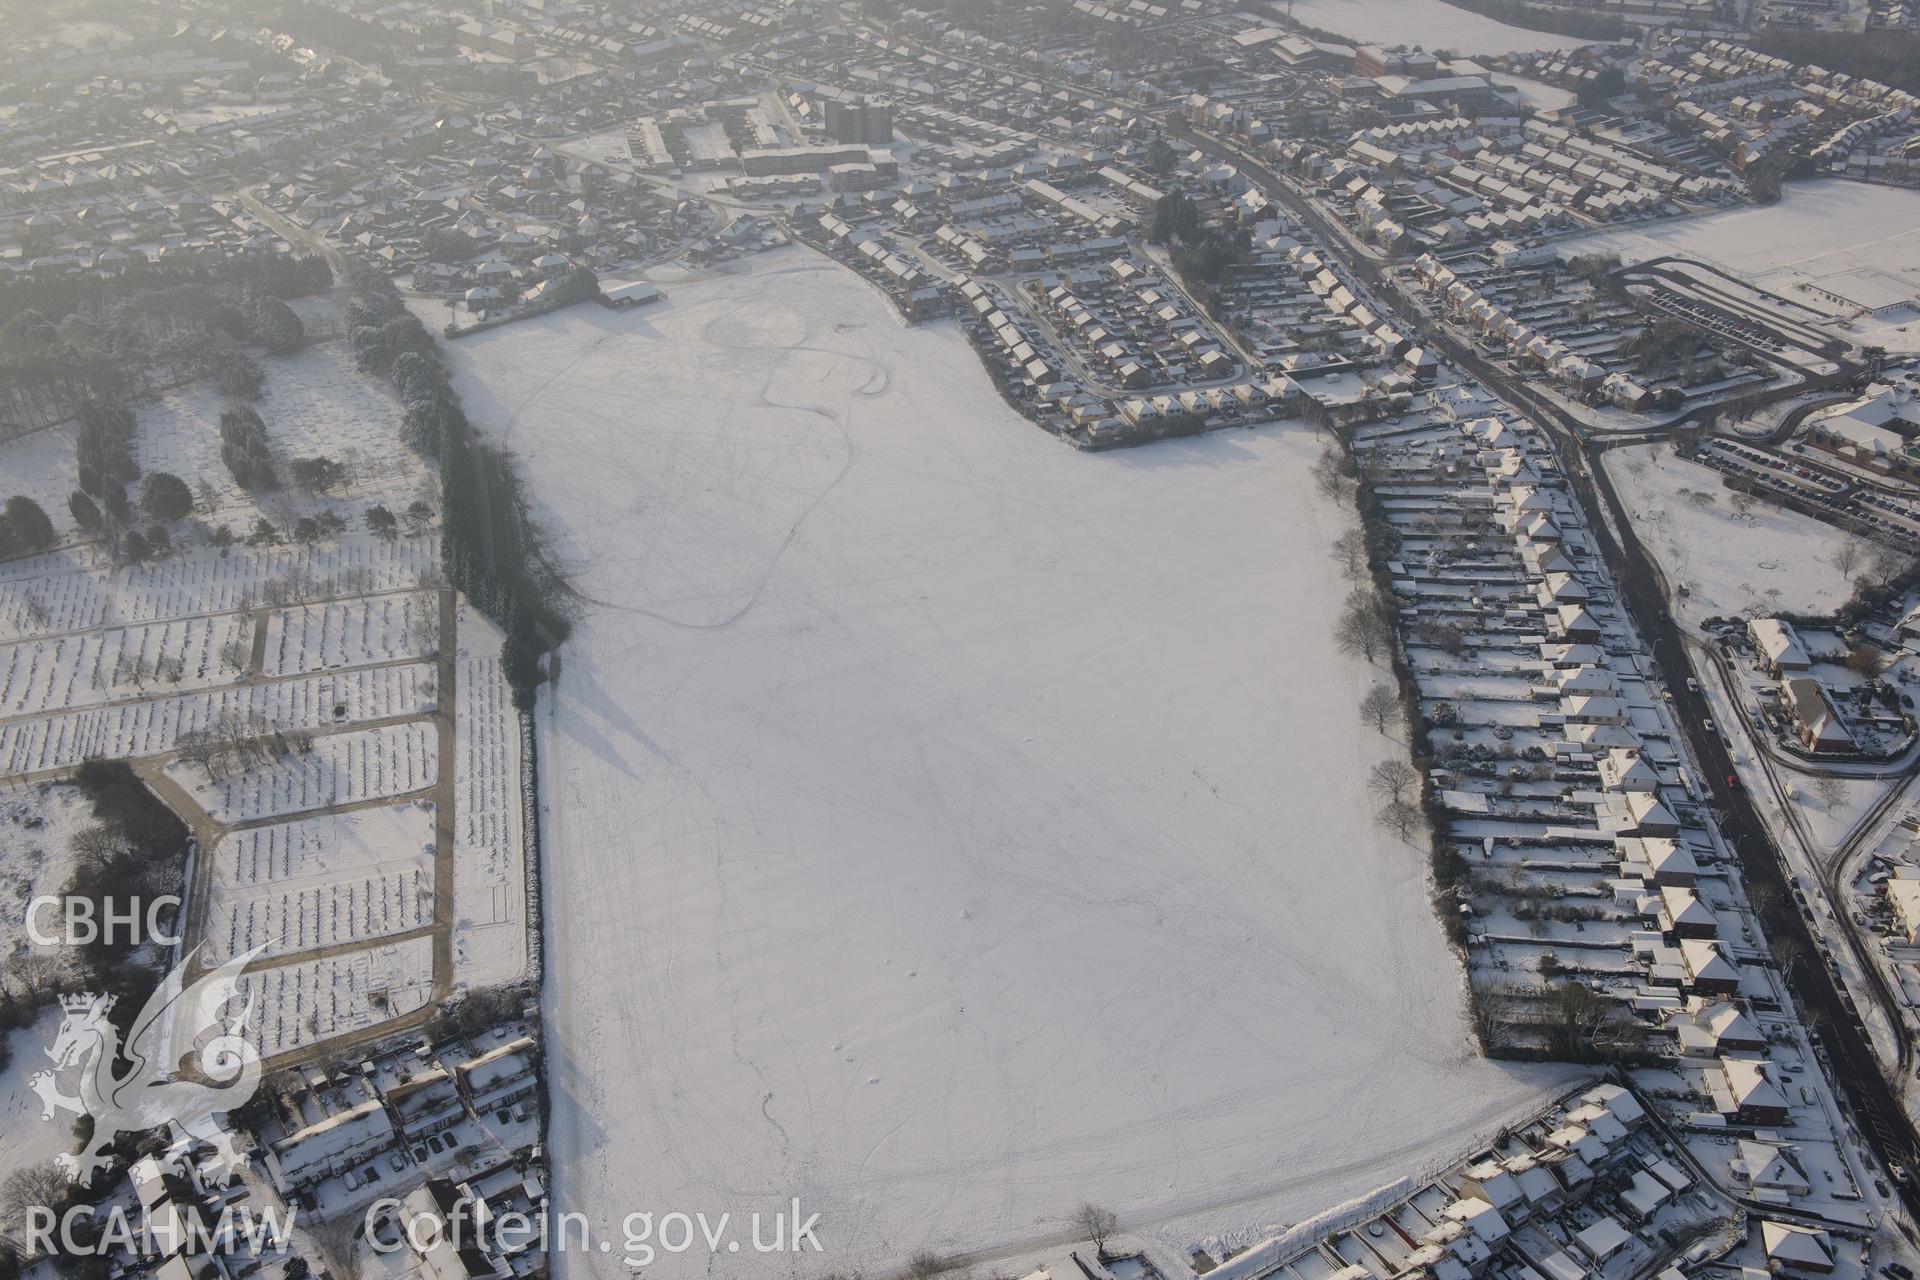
[438,251,1570,1275]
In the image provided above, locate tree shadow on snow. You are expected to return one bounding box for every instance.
[548,669,675,779]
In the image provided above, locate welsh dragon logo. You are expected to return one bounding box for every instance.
[32,945,265,1187]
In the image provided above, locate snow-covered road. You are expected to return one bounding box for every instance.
[439,252,1572,1276]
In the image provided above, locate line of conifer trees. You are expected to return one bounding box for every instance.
[344,262,570,705]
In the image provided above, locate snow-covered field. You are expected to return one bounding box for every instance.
[0,424,81,542]
[1603,442,1854,628]
[1287,0,1592,54]
[439,252,1571,1272]
[166,721,438,823]
[47,19,129,49]
[205,802,437,963]
[1562,181,1920,351]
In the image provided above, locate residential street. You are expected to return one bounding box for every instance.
[1165,112,1920,1220]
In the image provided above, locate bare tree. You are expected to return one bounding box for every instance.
[1547,981,1620,1058]
[1832,539,1865,580]
[1337,588,1392,663]
[1872,545,1917,582]
[1312,448,1355,501]
[1349,586,1393,630]
[1378,797,1422,841]
[1847,645,1886,681]
[1771,931,1806,975]
[1413,618,1467,656]
[1335,610,1381,661]
[70,824,126,868]
[1812,774,1844,810]
[1369,758,1419,803]
[1,1161,71,1257]
[1469,985,1518,1050]
[412,599,442,654]
[1360,683,1400,733]
[0,951,64,1007]
[1329,528,1367,579]
[1074,1203,1119,1260]
[175,727,219,772]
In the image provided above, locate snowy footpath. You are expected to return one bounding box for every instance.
[438,252,1574,1276]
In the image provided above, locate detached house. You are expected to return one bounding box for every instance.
[1631,836,1700,887]
[1750,618,1811,675]
[1555,604,1602,644]
[1719,1057,1791,1124]
[1760,1221,1832,1274]
[1782,678,1856,754]
[1732,1141,1811,1201]
[1675,1000,1764,1056]
[1597,748,1658,794]
[1680,938,1741,994]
